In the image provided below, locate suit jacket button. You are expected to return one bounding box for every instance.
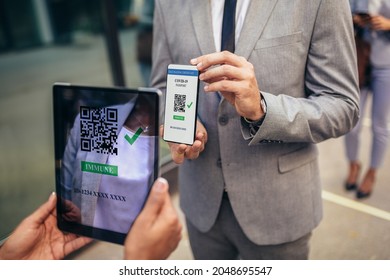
[217,158,222,168]
[218,115,229,126]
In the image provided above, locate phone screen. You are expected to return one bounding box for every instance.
[163,64,199,145]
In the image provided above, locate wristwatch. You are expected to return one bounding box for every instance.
[244,98,267,136]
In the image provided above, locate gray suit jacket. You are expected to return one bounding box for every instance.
[152,0,359,245]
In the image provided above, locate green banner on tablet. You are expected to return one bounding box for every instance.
[81,161,118,176]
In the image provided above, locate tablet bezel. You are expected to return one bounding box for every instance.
[53,83,161,245]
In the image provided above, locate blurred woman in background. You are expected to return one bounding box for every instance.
[345,0,390,199]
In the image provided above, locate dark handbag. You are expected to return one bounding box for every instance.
[355,27,371,88]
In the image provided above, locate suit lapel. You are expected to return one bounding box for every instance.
[191,0,216,55]
[235,0,279,59]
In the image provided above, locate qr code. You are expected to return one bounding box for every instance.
[79,106,118,155]
[174,94,186,112]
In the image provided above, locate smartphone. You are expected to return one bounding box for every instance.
[163,64,200,145]
[356,12,371,19]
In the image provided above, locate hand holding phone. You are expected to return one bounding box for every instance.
[161,120,207,164]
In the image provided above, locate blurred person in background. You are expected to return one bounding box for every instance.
[345,0,390,199]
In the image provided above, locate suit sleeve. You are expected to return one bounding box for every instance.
[247,0,359,145]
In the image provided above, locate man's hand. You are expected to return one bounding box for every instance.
[0,193,91,260]
[191,51,265,121]
[161,120,208,164]
[124,178,182,260]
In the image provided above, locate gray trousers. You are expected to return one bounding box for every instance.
[186,192,312,260]
[345,66,390,169]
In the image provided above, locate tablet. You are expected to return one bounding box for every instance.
[53,83,161,244]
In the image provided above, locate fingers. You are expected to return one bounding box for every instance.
[196,120,208,143]
[196,131,207,150]
[163,119,208,164]
[204,78,241,93]
[154,212,182,259]
[162,124,187,162]
[200,64,245,83]
[162,124,187,164]
[193,52,246,91]
[191,51,244,71]
[154,183,177,222]
[191,51,257,96]
[370,16,381,29]
[137,178,169,222]
[167,132,207,163]
[63,236,92,257]
[369,16,390,30]
[170,143,187,164]
[153,184,182,258]
[170,141,201,162]
[192,129,207,155]
[191,51,261,120]
[124,177,181,260]
[183,140,202,159]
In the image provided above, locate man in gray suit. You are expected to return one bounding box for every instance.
[152,0,359,259]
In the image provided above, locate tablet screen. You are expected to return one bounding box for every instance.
[53,83,160,244]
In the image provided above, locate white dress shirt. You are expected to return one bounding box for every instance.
[210,0,251,52]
